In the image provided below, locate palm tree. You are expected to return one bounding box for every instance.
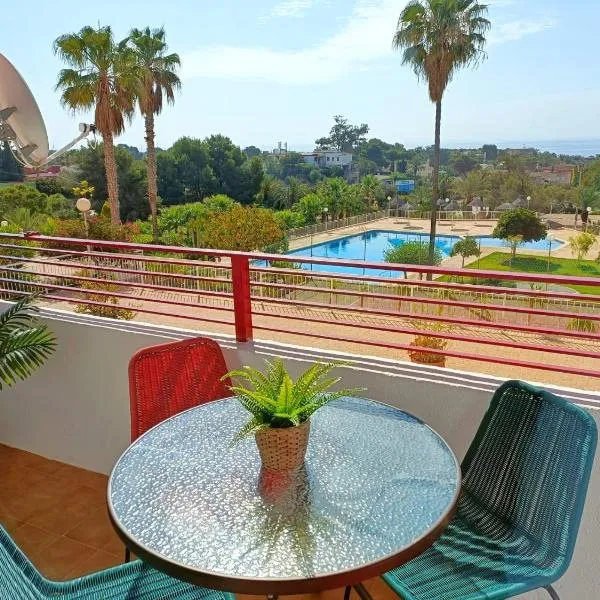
[128,27,181,242]
[0,295,56,390]
[360,175,381,210]
[54,26,137,225]
[393,0,490,265]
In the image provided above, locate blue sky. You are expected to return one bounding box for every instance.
[2,0,599,152]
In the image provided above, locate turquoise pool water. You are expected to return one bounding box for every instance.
[285,231,564,277]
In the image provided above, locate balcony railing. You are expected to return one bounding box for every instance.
[1,232,599,383]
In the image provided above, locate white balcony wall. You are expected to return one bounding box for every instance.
[0,307,598,599]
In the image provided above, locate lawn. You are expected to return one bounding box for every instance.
[464,252,600,295]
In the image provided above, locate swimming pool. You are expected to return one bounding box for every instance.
[285,231,564,277]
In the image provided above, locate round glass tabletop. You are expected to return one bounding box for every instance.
[108,397,460,594]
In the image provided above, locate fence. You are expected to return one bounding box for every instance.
[288,210,390,239]
[288,209,509,240]
[0,232,599,382]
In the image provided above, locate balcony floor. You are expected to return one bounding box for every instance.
[0,444,392,599]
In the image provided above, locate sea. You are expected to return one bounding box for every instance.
[498,140,600,158]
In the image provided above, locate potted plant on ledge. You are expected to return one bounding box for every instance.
[224,359,362,471]
[408,322,448,368]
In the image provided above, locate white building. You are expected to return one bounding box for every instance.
[301,150,353,169]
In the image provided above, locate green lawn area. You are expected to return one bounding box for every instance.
[464,252,600,295]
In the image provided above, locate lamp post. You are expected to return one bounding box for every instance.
[547,233,555,273]
[527,196,532,210]
[387,195,392,217]
[586,206,592,232]
[323,207,329,232]
[76,198,91,237]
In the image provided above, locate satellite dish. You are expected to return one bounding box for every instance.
[0,53,95,168]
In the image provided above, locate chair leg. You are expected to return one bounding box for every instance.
[344,586,352,600]
[124,547,130,563]
[544,585,560,600]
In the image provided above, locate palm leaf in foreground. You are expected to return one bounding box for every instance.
[0,297,56,390]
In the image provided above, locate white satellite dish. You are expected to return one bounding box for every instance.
[0,53,95,168]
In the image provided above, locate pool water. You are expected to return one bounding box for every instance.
[286,231,564,277]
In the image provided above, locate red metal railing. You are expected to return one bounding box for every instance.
[2,232,599,381]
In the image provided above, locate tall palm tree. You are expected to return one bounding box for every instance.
[54,26,137,225]
[393,0,490,265]
[128,27,181,242]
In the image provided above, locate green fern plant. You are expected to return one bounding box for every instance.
[223,359,363,441]
[0,295,57,390]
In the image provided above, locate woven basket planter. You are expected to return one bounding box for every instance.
[255,420,311,470]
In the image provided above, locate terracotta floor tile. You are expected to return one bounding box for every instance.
[0,514,23,536]
[66,549,121,579]
[10,524,60,557]
[28,497,104,536]
[29,536,97,581]
[51,464,108,493]
[20,453,66,476]
[66,506,119,550]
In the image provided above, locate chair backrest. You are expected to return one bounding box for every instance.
[462,380,597,573]
[129,337,232,440]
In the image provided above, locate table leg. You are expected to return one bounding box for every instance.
[353,583,374,600]
[344,586,352,600]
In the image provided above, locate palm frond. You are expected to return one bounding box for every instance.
[0,327,56,389]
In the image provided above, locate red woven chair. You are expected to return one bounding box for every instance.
[128,337,232,441]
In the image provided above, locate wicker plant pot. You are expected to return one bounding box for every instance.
[408,352,447,368]
[255,420,311,471]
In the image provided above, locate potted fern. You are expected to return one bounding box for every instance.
[0,295,56,389]
[223,359,362,471]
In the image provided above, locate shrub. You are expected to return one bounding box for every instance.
[74,272,135,320]
[384,241,443,279]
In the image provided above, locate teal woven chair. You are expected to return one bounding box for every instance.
[380,380,597,600]
[0,525,235,599]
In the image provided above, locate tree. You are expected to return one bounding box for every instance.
[202,194,236,213]
[317,178,362,219]
[393,0,490,267]
[315,115,369,151]
[493,209,547,260]
[482,144,498,162]
[243,146,262,158]
[198,205,284,252]
[450,236,480,266]
[0,141,23,182]
[273,209,305,231]
[449,153,478,176]
[256,176,286,209]
[129,26,181,242]
[54,26,138,224]
[569,232,597,263]
[384,241,443,279]
[70,144,149,221]
[0,185,47,218]
[360,175,382,210]
[297,193,325,225]
[72,179,95,199]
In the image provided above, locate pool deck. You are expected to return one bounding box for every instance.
[289,218,579,270]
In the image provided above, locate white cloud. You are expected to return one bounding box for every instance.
[183,0,558,86]
[270,0,313,18]
[489,17,557,45]
[184,0,402,85]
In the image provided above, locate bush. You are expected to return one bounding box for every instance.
[384,241,443,279]
[73,272,135,320]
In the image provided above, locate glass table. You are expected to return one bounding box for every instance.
[108,397,460,596]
